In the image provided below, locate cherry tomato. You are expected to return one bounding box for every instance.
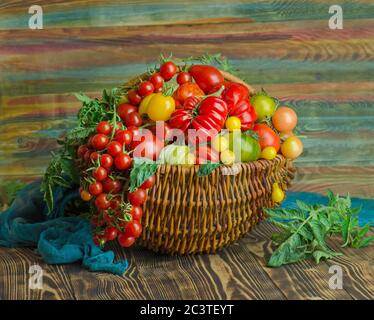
[92,166,108,181]
[251,94,277,121]
[107,141,123,157]
[110,197,121,210]
[96,121,112,135]
[177,72,192,85]
[102,178,122,194]
[127,90,142,106]
[104,227,118,241]
[138,81,154,96]
[83,150,92,163]
[131,134,164,160]
[253,124,280,151]
[149,122,173,142]
[125,111,143,127]
[220,149,236,165]
[149,73,164,90]
[212,135,229,152]
[115,129,133,146]
[90,151,100,162]
[114,152,132,170]
[281,136,303,159]
[130,206,143,221]
[77,145,89,158]
[117,103,137,121]
[154,86,163,93]
[118,233,135,247]
[95,193,111,210]
[225,116,241,131]
[102,210,112,223]
[91,134,109,150]
[93,234,106,246]
[140,175,156,189]
[89,182,103,196]
[272,183,285,203]
[124,220,142,238]
[80,190,92,201]
[160,61,178,80]
[260,146,277,160]
[99,153,113,169]
[272,106,298,132]
[128,188,147,206]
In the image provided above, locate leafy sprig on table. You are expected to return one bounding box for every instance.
[265,190,374,267]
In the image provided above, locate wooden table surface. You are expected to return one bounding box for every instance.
[1,221,373,300]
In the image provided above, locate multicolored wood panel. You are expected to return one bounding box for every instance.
[1,0,374,197]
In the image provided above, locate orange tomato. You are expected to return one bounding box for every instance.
[281,136,303,159]
[272,106,298,132]
[173,82,204,105]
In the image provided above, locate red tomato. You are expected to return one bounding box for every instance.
[118,234,135,247]
[138,81,154,96]
[160,61,178,80]
[89,182,103,196]
[95,193,111,210]
[149,122,173,142]
[115,129,133,146]
[107,141,122,157]
[102,178,122,194]
[99,154,113,169]
[127,90,142,105]
[128,188,147,206]
[114,152,132,170]
[104,227,118,241]
[90,151,100,162]
[125,111,143,127]
[140,175,156,189]
[189,65,224,94]
[177,72,192,85]
[96,121,112,135]
[92,167,108,181]
[194,145,220,164]
[253,124,280,151]
[131,134,164,160]
[110,197,121,210]
[117,103,137,121]
[77,145,89,158]
[130,206,143,221]
[173,82,204,105]
[91,134,109,150]
[124,220,142,238]
[149,73,164,90]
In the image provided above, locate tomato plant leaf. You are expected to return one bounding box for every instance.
[129,158,159,192]
[197,162,221,177]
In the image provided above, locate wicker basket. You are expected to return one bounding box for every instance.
[125,70,296,255]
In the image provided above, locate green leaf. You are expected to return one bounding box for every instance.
[74,92,92,104]
[66,126,95,142]
[197,161,221,177]
[357,234,374,248]
[129,157,159,192]
[313,250,342,264]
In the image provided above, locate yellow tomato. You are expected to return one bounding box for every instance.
[139,93,156,115]
[185,153,196,166]
[272,183,284,203]
[147,93,176,121]
[80,190,92,201]
[220,149,236,165]
[225,116,241,131]
[260,146,277,160]
[212,135,229,152]
[281,136,303,159]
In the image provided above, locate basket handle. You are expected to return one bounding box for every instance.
[220,70,255,95]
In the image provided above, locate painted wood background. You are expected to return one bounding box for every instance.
[0,0,374,197]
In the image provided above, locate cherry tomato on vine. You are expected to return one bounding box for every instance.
[83,150,92,163]
[99,153,113,169]
[104,227,118,241]
[138,81,154,96]
[107,141,122,157]
[77,145,89,158]
[118,234,135,247]
[114,152,132,170]
[160,61,178,80]
[149,73,164,90]
[110,197,121,210]
[117,103,137,121]
[80,190,92,201]
[115,129,133,146]
[130,206,143,221]
[95,193,111,210]
[140,175,156,189]
[96,121,112,135]
[127,90,142,106]
[92,166,108,181]
[124,220,142,238]
[91,134,109,150]
[89,182,103,196]
[125,111,143,127]
[90,151,100,162]
[177,72,192,85]
[102,178,122,194]
[128,188,147,206]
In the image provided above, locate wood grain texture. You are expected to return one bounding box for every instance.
[0,222,372,300]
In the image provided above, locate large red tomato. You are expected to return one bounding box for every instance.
[253,124,280,151]
[189,65,224,94]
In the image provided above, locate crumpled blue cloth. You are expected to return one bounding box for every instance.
[0,180,128,275]
[281,192,374,226]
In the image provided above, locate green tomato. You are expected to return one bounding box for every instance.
[228,131,261,162]
[159,144,189,165]
[251,94,276,121]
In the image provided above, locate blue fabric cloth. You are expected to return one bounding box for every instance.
[0,180,128,275]
[281,192,374,226]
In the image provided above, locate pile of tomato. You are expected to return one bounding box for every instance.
[76,60,303,248]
